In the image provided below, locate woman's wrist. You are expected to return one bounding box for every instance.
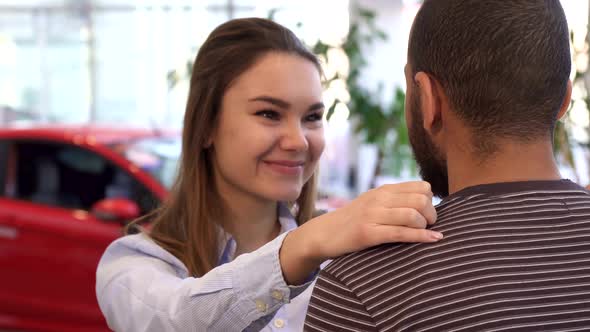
[279,224,324,285]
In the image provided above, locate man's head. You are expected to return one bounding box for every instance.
[405,0,572,197]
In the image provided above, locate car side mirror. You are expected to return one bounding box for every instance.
[91,198,140,224]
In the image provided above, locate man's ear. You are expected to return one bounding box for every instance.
[557,80,573,121]
[414,72,443,135]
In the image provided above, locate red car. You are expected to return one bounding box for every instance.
[0,125,179,332]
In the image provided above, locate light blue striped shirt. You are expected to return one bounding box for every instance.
[96,204,317,331]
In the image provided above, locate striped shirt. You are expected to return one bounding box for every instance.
[305,180,590,332]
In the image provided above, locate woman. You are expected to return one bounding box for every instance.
[96,18,442,332]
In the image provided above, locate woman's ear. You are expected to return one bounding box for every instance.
[203,128,216,149]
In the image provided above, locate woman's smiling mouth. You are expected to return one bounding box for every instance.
[263,160,305,175]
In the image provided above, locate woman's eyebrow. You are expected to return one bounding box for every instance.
[308,102,325,112]
[249,96,290,109]
[249,96,324,112]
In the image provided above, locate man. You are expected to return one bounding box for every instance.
[304,0,590,331]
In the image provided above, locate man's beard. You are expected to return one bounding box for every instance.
[408,91,449,198]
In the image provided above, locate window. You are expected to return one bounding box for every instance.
[9,140,158,214]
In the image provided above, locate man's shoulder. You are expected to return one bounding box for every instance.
[322,182,590,286]
[322,241,423,286]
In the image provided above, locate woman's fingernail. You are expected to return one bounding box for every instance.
[431,231,444,240]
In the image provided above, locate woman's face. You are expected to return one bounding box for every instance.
[209,52,325,204]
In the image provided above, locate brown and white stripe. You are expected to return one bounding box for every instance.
[305,180,590,332]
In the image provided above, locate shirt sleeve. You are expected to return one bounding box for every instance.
[304,269,377,332]
[96,231,315,332]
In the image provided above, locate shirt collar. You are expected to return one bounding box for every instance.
[438,179,580,206]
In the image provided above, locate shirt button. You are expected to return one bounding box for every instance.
[255,299,267,313]
[274,318,285,328]
[271,290,284,301]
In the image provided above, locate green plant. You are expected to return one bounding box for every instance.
[315,5,416,187]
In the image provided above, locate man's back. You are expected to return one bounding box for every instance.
[306,180,590,331]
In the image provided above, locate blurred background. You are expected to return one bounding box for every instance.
[1,1,590,330]
[0,0,589,198]
[0,0,589,197]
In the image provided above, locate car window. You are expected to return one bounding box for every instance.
[9,140,159,214]
[109,137,180,190]
[0,141,8,196]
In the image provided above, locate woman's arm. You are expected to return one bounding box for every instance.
[96,181,441,331]
[96,232,302,332]
[280,181,442,285]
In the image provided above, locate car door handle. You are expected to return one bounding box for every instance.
[0,224,18,239]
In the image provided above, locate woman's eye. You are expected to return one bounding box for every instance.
[305,112,323,122]
[255,110,280,120]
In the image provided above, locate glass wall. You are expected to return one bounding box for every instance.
[0,0,349,127]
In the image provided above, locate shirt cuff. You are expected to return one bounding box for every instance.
[230,230,319,322]
[231,231,294,325]
[213,230,323,330]
[288,268,319,300]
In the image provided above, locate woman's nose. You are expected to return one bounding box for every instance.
[279,123,309,152]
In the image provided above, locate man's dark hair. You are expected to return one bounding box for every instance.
[409,0,571,153]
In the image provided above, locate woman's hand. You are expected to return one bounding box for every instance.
[280,181,442,285]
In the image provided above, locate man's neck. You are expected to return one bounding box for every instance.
[446,139,562,196]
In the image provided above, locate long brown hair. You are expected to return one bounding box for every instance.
[136,18,322,277]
